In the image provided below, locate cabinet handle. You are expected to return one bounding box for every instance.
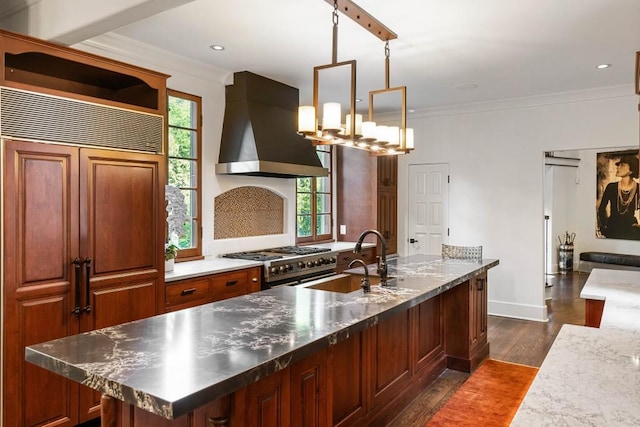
[208,417,229,427]
[477,278,484,291]
[226,280,238,287]
[252,278,258,283]
[180,288,197,296]
[83,258,92,314]
[72,258,82,317]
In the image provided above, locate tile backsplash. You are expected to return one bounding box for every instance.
[214,186,284,239]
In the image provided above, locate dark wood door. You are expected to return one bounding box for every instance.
[331,332,366,427]
[415,295,444,372]
[290,350,328,427]
[241,369,291,427]
[368,309,411,410]
[78,149,162,422]
[2,139,81,427]
[377,190,397,255]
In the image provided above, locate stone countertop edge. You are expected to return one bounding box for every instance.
[165,242,376,283]
[26,256,499,420]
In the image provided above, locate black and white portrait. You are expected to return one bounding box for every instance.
[596,149,640,240]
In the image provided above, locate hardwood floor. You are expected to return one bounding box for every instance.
[389,271,588,427]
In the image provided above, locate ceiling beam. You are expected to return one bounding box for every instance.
[324,0,397,41]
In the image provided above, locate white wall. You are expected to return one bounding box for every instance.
[398,87,638,321]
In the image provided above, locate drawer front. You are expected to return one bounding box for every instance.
[336,248,377,272]
[211,271,251,301]
[166,278,211,307]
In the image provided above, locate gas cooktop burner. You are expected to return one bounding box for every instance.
[222,252,283,261]
[270,246,332,255]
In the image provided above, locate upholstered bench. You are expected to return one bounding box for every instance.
[579,252,640,272]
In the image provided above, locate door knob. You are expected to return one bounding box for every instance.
[409,238,419,243]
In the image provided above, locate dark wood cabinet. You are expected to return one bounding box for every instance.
[290,349,329,427]
[2,140,165,426]
[336,148,398,255]
[585,299,605,327]
[414,295,445,373]
[368,310,412,410]
[331,332,366,427]
[111,274,488,427]
[443,272,490,372]
[335,247,377,273]
[164,267,261,312]
[234,367,291,427]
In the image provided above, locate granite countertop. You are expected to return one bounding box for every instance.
[26,255,498,420]
[512,268,640,426]
[165,241,375,283]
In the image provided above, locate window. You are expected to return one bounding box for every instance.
[296,145,332,243]
[167,89,202,260]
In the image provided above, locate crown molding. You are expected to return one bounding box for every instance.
[409,85,635,119]
[75,32,231,85]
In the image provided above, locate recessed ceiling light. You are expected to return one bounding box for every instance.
[408,109,415,113]
[356,98,362,103]
[596,64,611,69]
[210,44,225,51]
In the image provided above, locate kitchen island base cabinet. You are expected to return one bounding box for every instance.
[443,272,489,372]
[99,273,489,427]
[585,299,605,327]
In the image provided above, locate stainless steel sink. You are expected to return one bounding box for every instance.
[304,273,393,293]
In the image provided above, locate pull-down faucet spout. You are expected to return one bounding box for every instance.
[354,229,388,287]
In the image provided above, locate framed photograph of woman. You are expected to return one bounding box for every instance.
[596,149,640,240]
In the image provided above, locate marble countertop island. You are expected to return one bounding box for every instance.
[512,268,640,426]
[26,255,497,419]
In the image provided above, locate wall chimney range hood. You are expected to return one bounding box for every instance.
[216,72,329,178]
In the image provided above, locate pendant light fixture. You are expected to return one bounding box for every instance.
[365,40,414,156]
[297,0,357,145]
[298,0,415,156]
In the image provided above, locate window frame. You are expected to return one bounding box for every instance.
[296,145,333,244]
[167,89,203,261]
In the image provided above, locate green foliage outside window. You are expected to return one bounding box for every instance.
[296,146,332,241]
[168,94,200,251]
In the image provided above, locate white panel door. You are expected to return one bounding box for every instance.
[408,164,449,255]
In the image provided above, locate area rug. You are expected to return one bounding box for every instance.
[425,359,538,427]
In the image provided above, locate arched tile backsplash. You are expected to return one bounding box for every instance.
[214,186,284,239]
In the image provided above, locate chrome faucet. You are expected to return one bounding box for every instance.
[354,229,388,287]
[348,259,371,292]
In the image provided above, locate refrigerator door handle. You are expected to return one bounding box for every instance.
[71,258,82,317]
[83,257,92,314]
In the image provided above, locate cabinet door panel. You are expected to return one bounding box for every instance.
[291,350,327,427]
[3,140,80,427]
[416,295,444,371]
[332,333,365,426]
[370,310,411,407]
[244,370,290,427]
[78,148,163,422]
[81,151,160,275]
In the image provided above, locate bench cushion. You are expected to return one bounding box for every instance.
[579,252,640,267]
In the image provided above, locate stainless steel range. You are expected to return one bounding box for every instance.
[222,246,338,289]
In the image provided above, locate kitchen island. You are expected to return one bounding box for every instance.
[512,268,640,426]
[26,255,498,426]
